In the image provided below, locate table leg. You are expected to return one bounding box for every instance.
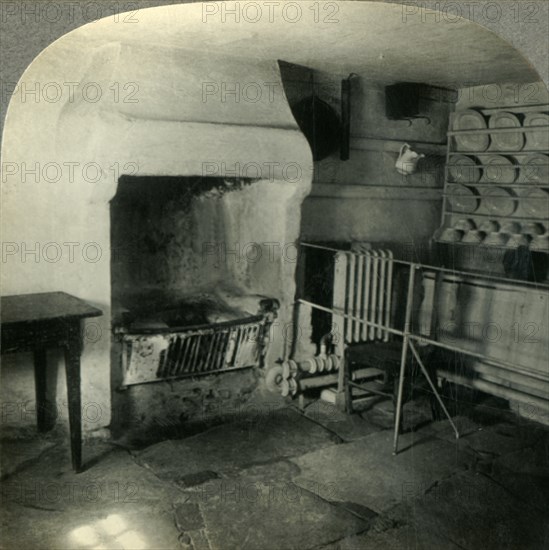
[34,349,56,432]
[64,323,82,472]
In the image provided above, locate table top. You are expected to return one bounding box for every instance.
[1,292,102,325]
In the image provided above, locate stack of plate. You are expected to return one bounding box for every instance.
[444,108,549,253]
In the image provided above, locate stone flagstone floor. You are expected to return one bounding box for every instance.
[1,395,548,549]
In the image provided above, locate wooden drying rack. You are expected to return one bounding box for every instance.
[298,242,549,454]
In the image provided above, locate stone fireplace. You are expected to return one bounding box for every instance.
[2,39,313,434]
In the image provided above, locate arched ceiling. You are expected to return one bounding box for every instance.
[62,1,539,86]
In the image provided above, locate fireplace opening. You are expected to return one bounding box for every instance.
[110,175,279,387]
[111,175,255,318]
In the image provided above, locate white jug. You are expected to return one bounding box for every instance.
[395,143,425,176]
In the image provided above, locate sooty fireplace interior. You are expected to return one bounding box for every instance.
[111,175,279,387]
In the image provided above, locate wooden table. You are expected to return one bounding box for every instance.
[1,292,103,472]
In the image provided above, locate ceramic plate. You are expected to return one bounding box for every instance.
[520,188,549,218]
[501,221,521,234]
[524,112,549,151]
[462,230,485,244]
[453,110,489,152]
[448,155,481,183]
[479,220,500,233]
[481,187,517,217]
[484,232,510,247]
[447,184,479,213]
[439,228,464,243]
[518,153,549,184]
[453,218,476,231]
[488,112,524,152]
[521,222,545,235]
[480,155,517,184]
[506,234,529,248]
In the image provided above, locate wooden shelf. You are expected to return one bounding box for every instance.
[445,182,549,188]
[478,104,549,115]
[435,239,516,249]
[442,211,547,222]
[448,125,549,136]
[448,150,549,157]
[435,239,549,254]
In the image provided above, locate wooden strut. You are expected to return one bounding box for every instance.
[392,264,415,453]
[392,265,460,455]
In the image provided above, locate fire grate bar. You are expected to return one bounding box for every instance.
[119,315,267,387]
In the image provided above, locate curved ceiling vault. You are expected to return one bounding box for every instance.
[58,1,539,86]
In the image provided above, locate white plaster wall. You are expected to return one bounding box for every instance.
[1,33,312,432]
